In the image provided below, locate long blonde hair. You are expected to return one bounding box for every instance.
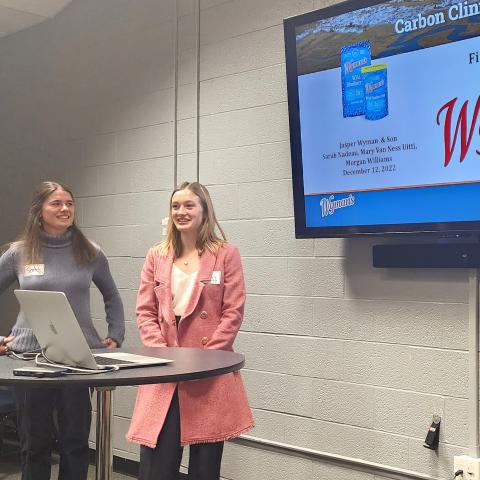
[156,182,227,257]
[11,181,97,265]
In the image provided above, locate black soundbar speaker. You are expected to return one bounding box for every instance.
[373,243,480,268]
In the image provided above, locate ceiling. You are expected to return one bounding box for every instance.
[0,0,71,38]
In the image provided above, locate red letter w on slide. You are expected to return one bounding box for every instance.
[436,96,480,167]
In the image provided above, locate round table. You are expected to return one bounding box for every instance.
[0,346,245,480]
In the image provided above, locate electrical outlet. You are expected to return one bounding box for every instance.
[454,455,480,480]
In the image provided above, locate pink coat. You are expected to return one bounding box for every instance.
[126,243,254,447]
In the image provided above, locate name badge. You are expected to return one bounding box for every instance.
[210,271,221,285]
[24,264,45,276]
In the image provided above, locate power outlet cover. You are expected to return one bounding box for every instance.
[454,455,480,480]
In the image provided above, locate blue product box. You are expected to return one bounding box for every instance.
[341,41,371,117]
[361,64,388,120]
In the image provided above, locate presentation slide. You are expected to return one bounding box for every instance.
[296,0,480,227]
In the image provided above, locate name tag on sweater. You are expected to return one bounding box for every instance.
[24,264,44,276]
[210,271,221,285]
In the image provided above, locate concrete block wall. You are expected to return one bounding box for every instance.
[193,0,471,479]
[0,0,473,479]
[0,0,178,461]
[59,0,178,461]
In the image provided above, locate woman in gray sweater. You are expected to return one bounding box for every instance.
[0,181,125,480]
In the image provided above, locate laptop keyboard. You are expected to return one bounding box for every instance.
[94,356,135,366]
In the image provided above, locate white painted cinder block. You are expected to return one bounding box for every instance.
[177,83,197,120]
[238,180,293,219]
[407,439,466,479]
[177,0,196,18]
[221,443,314,480]
[83,134,116,167]
[120,322,143,350]
[311,379,375,428]
[85,156,174,195]
[224,219,313,257]
[178,12,197,53]
[373,388,444,439]
[112,88,175,132]
[207,184,240,220]
[200,103,289,151]
[247,408,288,442]
[82,191,169,228]
[113,386,138,419]
[200,25,285,80]
[116,123,174,163]
[106,257,144,292]
[312,298,376,341]
[238,332,344,379]
[130,224,167,258]
[314,237,347,257]
[243,294,314,336]
[443,397,468,446]
[312,297,469,349]
[282,414,410,468]
[177,153,198,184]
[90,413,140,456]
[177,117,197,155]
[342,342,468,397]
[242,256,290,295]
[82,226,132,258]
[200,141,292,185]
[200,64,287,116]
[312,463,374,480]
[201,0,232,10]
[178,48,196,85]
[82,224,162,258]
[242,369,314,417]
[287,257,345,297]
[118,289,137,323]
[371,300,468,349]
[200,0,313,46]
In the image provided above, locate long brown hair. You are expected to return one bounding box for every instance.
[156,182,227,257]
[12,181,97,265]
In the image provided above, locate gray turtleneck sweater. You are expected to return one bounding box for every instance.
[0,232,125,352]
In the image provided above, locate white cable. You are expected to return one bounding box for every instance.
[8,351,32,361]
[36,351,119,374]
[8,350,119,374]
[7,350,42,361]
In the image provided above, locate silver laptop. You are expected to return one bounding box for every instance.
[14,289,172,370]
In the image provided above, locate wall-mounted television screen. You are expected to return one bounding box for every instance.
[284,0,480,238]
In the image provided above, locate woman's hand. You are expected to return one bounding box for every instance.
[0,336,15,355]
[102,337,118,349]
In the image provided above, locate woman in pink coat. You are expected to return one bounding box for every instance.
[127,181,254,480]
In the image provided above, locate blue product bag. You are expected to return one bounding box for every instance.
[361,64,388,120]
[341,41,371,117]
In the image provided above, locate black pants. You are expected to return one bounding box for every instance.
[139,389,224,480]
[14,386,92,480]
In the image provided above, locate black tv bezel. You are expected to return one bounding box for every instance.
[284,0,480,239]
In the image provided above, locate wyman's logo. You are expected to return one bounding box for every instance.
[365,79,385,94]
[320,194,355,217]
[344,57,368,74]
